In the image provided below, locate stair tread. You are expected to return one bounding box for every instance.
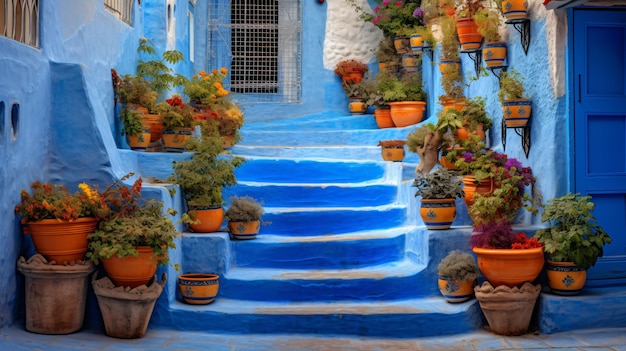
[170,296,474,315]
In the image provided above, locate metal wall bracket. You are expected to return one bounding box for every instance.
[461,49,482,77]
[489,65,508,83]
[502,120,531,158]
[506,18,531,55]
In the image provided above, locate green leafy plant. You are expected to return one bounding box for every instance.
[378,72,426,102]
[534,194,612,270]
[86,173,178,265]
[119,107,146,137]
[439,15,460,61]
[461,96,493,132]
[357,0,425,37]
[136,38,188,96]
[117,74,158,110]
[437,250,479,281]
[153,100,194,131]
[474,8,503,42]
[225,196,264,222]
[498,69,527,102]
[168,123,245,208]
[413,168,465,199]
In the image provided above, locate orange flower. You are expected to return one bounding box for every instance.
[212,69,218,74]
[220,67,228,74]
[199,70,207,76]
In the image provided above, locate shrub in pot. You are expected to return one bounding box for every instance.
[225,195,265,240]
[437,249,479,303]
[498,69,532,127]
[534,193,612,295]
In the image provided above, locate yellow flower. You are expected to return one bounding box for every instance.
[220,67,228,74]
[79,183,99,203]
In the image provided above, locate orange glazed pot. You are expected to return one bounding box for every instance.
[462,176,494,208]
[374,107,395,129]
[228,220,261,240]
[388,101,426,128]
[438,277,475,303]
[381,146,405,162]
[101,246,159,288]
[188,206,224,233]
[456,18,482,51]
[483,42,507,67]
[441,97,466,114]
[162,128,193,153]
[501,0,528,20]
[178,273,220,304]
[545,260,587,295]
[472,247,544,287]
[26,217,97,264]
[420,198,457,230]
[126,130,152,151]
[502,99,532,127]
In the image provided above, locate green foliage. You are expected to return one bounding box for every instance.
[136,38,188,95]
[437,250,479,281]
[378,72,426,102]
[119,107,145,137]
[413,168,465,199]
[168,122,245,207]
[225,196,264,222]
[498,69,526,101]
[439,62,464,100]
[117,75,158,109]
[153,101,194,130]
[436,109,464,134]
[86,174,178,265]
[375,37,403,65]
[462,96,493,132]
[474,8,502,42]
[356,0,425,37]
[534,194,612,270]
[412,25,437,49]
[439,15,459,61]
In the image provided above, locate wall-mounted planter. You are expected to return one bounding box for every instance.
[483,42,507,67]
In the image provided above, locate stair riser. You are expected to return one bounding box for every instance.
[260,207,406,236]
[224,184,398,208]
[235,159,385,183]
[232,235,405,269]
[160,304,484,337]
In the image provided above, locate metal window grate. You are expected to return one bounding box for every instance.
[104,0,133,26]
[1,0,39,47]
[208,0,301,104]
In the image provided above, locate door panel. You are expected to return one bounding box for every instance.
[573,9,626,284]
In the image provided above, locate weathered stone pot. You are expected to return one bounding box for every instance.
[16,254,94,334]
[474,281,541,336]
[92,273,166,339]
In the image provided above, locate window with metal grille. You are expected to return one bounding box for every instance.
[1,0,39,47]
[208,0,301,104]
[104,0,133,26]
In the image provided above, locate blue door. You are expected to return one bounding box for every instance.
[573,9,626,284]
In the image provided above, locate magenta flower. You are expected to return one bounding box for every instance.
[504,158,522,170]
[374,6,380,12]
[395,1,403,6]
[382,0,390,5]
[462,152,474,163]
[413,8,423,18]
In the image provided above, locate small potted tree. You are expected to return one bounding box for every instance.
[534,193,612,295]
[437,250,479,303]
[498,69,532,127]
[377,140,406,162]
[153,98,195,152]
[120,107,151,151]
[413,168,465,230]
[225,196,265,240]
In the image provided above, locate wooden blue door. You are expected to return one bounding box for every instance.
[573,9,626,284]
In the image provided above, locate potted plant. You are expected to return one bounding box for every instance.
[86,173,178,288]
[119,107,151,151]
[358,0,425,48]
[15,181,101,264]
[136,37,188,97]
[378,72,427,127]
[470,220,544,287]
[437,249,479,302]
[225,195,265,240]
[377,139,406,162]
[342,81,371,115]
[413,168,465,230]
[498,69,532,127]
[474,8,507,67]
[168,124,245,233]
[333,59,369,85]
[153,97,196,152]
[455,0,484,51]
[534,193,612,295]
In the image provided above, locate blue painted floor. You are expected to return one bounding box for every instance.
[1,326,625,350]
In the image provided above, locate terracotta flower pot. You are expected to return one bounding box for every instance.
[100,246,159,288]
[388,101,426,128]
[456,18,482,51]
[475,282,541,336]
[162,128,193,152]
[545,260,587,295]
[126,130,152,151]
[374,107,394,128]
[438,276,475,303]
[462,176,494,209]
[228,220,261,240]
[188,206,224,233]
[472,247,544,288]
[420,198,457,230]
[178,273,220,304]
[25,217,97,264]
[381,146,405,162]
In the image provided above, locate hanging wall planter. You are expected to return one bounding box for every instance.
[393,36,410,54]
[502,98,532,127]
[501,0,528,20]
[482,42,507,67]
[456,18,483,51]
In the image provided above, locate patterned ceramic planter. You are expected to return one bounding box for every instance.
[178,273,220,305]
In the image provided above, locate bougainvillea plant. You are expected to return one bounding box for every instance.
[470,220,542,249]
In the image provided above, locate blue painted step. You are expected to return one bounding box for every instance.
[160,298,483,338]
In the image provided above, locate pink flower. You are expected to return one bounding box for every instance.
[382,0,390,5]
[395,1,403,6]
[374,6,380,12]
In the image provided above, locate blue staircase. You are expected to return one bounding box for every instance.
[120,111,626,337]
